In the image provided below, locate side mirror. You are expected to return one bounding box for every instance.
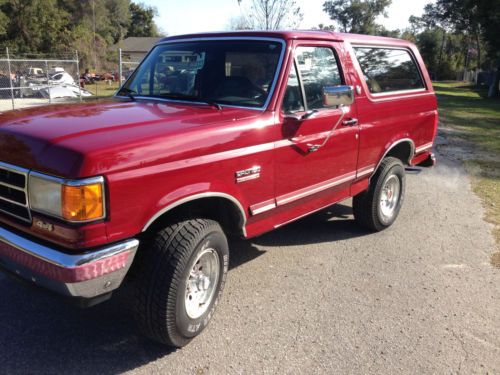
[323,85,354,108]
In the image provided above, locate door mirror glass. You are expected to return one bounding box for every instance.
[323,85,354,107]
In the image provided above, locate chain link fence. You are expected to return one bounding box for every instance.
[0,48,84,112]
[118,48,143,84]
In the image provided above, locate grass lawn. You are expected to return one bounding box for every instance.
[434,81,500,259]
[83,80,120,99]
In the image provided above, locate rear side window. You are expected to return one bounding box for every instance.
[353,47,424,94]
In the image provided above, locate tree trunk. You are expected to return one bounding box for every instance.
[437,29,446,81]
[265,0,270,30]
[475,31,481,71]
[463,36,470,81]
[487,58,500,98]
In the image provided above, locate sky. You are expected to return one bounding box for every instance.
[145,0,434,36]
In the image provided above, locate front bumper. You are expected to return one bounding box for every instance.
[0,225,139,299]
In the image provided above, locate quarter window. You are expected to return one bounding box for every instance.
[353,47,424,94]
[282,63,305,113]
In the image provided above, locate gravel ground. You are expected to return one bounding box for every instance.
[0,98,48,112]
[0,153,499,374]
[0,97,80,112]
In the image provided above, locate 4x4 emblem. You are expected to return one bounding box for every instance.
[34,220,54,232]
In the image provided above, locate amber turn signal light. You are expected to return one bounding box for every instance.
[62,183,104,221]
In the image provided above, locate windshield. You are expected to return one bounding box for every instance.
[118,39,284,108]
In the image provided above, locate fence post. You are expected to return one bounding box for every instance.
[44,60,51,104]
[118,48,123,86]
[5,47,15,110]
[75,50,82,102]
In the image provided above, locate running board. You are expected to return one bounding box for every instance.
[405,167,423,174]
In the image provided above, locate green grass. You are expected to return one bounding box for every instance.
[434,81,500,155]
[83,80,120,99]
[435,81,500,256]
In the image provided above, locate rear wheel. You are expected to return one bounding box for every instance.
[353,157,405,231]
[133,218,229,347]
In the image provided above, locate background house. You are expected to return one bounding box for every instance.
[114,37,162,62]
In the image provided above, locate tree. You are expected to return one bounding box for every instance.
[227,15,253,30]
[322,0,391,35]
[0,0,161,72]
[315,23,335,31]
[421,0,500,95]
[236,0,303,30]
[478,0,500,96]
[0,0,71,54]
[410,5,452,81]
[106,0,132,44]
[423,0,482,79]
[127,2,159,37]
[0,0,8,38]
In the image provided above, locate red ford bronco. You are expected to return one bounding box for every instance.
[0,31,437,347]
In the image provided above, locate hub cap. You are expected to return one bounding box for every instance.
[185,248,220,319]
[379,174,401,220]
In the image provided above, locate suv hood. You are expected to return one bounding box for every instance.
[0,99,260,177]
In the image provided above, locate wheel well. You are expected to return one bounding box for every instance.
[384,141,413,166]
[142,197,246,238]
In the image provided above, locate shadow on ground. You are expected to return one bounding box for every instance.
[0,202,370,374]
[254,203,369,247]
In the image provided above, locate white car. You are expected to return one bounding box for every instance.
[49,67,65,75]
[49,72,75,86]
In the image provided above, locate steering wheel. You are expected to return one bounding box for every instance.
[249,84,267,100]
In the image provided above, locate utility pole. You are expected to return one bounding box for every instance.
[92,0,97,72]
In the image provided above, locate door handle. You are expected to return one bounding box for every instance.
[342,118,358,126]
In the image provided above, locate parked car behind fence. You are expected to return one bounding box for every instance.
[0,50,86,111]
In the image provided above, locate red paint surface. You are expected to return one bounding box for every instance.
[0,31,437,250]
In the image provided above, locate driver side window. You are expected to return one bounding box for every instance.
[283,46,342,112]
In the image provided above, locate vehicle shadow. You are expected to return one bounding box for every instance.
[0,274,173,374]
[229,202,370,268]
[251,202,370,247]
[0,202,370,374]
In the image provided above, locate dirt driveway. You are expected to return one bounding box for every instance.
[0,152,499,374]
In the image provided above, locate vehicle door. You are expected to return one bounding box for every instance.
[274,41,359,207]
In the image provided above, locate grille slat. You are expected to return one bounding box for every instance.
[0,185,27,205]
[0,181,25,191]
[0,168,26,189]
[0,163,31,222]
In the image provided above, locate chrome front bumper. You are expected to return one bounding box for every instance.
[0,226,139,299]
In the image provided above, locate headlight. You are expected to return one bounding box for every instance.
[29,173,105,222]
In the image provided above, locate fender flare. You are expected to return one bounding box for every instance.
[372,138,415,176]
[141,192,247,236]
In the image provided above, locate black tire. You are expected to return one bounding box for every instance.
[133,218,229,347]
[353,157,405,231]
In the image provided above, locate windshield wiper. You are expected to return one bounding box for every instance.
[118,87,137,101]
[155,93,222,110]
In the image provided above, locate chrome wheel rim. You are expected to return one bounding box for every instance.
[185,247,220,319]
[379,174,401,220]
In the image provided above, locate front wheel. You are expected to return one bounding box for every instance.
[353,157,406,231]
[133,219,229,347]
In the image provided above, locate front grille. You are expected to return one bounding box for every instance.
[0,162,31,223]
